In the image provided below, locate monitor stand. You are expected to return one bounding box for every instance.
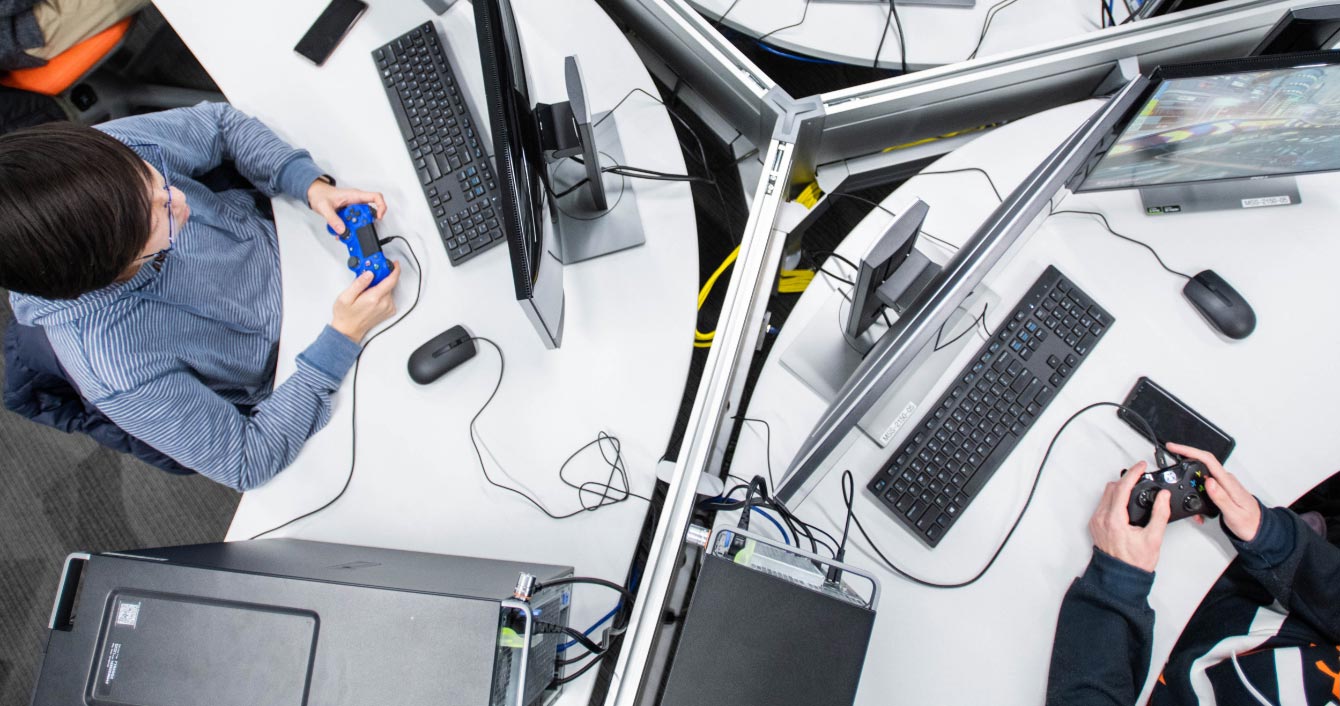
[779,281,1000,449]
[548,111,644,264]
[1139,176,1300,215]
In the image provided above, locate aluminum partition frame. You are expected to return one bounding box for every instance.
[597,0,1314,702]
[604,138,796,706]
[811,0,1307,170]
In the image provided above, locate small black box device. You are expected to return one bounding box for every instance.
[31,539,573,706]
[660,528,879,706]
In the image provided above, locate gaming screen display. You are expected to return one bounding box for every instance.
[1080,63,1340,190]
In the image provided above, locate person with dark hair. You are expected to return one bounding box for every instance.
[1046,443,1340,705]
[2,102,401,490]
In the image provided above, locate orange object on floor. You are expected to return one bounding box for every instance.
[0,17,132,96]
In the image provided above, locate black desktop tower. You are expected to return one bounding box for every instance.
[660,553,877,706]
[29,539,573,706]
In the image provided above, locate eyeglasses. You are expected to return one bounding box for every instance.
[130,143,176,265]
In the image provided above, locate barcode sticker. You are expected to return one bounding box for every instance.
[879,402,919,446]
[1241,195,1291,208]
[115,601,140,628]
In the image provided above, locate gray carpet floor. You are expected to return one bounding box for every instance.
[0,293,240,705]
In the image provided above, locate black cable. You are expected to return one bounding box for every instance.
[967,0,1028,61]
[1049,209,1194,281]
[824,470,860,582]
[845,401,1165,588]
[734,416,777,491]
[806,249,860,273]
[534,576,637,611]
[551,652,607,686]
[933,301,991,351]
[249,235,423,540]
[878,0,909,74]
[757,0,814,43]
[916,167,1005,202]
[820,192,962,253]
[468,338,651,520]
[712,0,746,25]
[838,470,856,556]
[536,622,604,656]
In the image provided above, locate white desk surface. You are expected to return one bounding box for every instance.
[152,0,697,700]
[729,99,1340,704]
[687,0,1121,71]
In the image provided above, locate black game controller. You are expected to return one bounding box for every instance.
[1127,459,1220,527]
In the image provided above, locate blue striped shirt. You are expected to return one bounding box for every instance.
[9,103,361,490]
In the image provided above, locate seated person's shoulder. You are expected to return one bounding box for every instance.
[46,311,175,402]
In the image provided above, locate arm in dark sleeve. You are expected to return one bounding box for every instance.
[1229,502,1340,642]
[1046,548,1156,706]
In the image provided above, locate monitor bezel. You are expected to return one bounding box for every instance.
[1074,49,1340,194]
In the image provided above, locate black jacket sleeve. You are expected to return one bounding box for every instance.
[1046,548,1156,706]
[1229,502,1340,642]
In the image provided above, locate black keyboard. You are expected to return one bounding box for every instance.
[867,266,1113,547]
[374,22,503,266]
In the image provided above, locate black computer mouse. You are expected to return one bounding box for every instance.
[408,325,476,384]
[1182,270,1256,340]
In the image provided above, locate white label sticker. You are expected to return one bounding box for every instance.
[115,601,140,628]
[1241,195,1291,208]
[879,401,919,446]
[105,642,122,684]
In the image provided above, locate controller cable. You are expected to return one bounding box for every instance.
[846,401,1166,588]
[738,401,1166,588]
[250,234,423,540]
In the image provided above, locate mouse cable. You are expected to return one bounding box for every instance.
[742,400,1163,588]
[1049,209,1194,281]
[467,337,652,520]
[250,235,424,540]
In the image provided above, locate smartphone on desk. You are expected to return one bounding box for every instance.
[1119,376,1236,463]
[295,0,368,66]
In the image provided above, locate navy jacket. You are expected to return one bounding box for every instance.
[4,316,194,474]
[1047,504,1340,705]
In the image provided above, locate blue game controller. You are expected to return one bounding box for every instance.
[327,204,392,286]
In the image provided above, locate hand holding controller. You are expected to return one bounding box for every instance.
[1127,458,1220,527]
[328,204,392,285]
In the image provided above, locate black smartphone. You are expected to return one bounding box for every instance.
[295,0,369,66]
[1119,377,1235,463]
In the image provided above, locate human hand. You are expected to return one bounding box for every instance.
[307,180,389,234]
[1090,460,1172,573]
[1166,442,1261,542]
[330,262,401,342]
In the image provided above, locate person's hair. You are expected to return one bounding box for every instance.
[0,123,153,299]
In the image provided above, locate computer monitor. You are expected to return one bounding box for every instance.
[1072,50,1340,214]
[474,0,645,348]
[1251,5,1340,56]
[844,199,938,341]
